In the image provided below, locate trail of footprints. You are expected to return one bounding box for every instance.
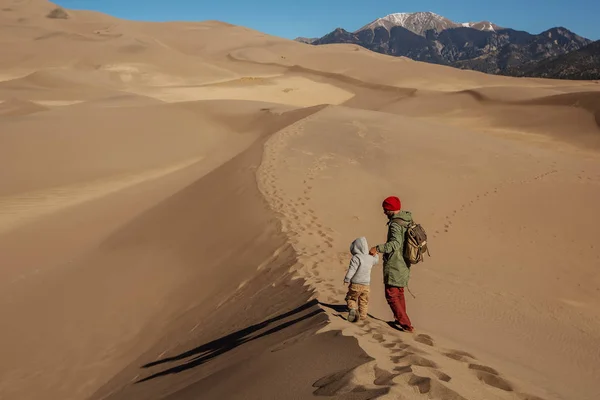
[259,120,544,400]
[258,117,340,295]
[312,321,544,400]
[435,168,559,238]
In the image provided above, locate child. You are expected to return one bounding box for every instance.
[343,236,379,322]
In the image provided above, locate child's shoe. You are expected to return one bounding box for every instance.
[348,308,358,323]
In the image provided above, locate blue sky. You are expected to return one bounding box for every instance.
[55,0,599,40]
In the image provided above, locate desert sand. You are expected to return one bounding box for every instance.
[1,1,600,400]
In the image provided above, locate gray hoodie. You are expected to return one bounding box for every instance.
[344,237,379,285]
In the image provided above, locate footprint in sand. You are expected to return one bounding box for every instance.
[407,375,433,395]
[381,361,466,400]
[414,334,434,347]
[391,353,438,368]
[468,364,498,375]
[443,349,477,362]
[373,366,400,386]
[312,367,389,398]
[406,375,468,399]
[390,345,428,356]
[432,370,452,382]
[468,364,513,392]
[371,333,385,343]
[392,365,413,375]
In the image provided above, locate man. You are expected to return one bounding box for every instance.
[369,196,414,332]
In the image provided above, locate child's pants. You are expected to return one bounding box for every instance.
[345,283,370,320]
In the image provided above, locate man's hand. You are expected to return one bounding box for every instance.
[369,247,378,256]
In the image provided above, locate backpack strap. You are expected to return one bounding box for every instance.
[390,218,411,228]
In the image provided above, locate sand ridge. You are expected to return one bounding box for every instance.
[255,105,600,400]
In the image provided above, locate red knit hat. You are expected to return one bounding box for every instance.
[382,196,401,211]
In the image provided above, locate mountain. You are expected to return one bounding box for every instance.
[505,40,600,80]
[307,12,592,76]
[356,12,501,36]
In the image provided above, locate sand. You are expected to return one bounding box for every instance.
[1,1,600,400]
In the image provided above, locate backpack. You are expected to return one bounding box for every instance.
[393,218,430,264]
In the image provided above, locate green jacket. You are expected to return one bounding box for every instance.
[376,210,413,287]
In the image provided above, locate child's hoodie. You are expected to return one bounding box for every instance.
[344,237,379,285]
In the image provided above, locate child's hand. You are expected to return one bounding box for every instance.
[343,280,348,286]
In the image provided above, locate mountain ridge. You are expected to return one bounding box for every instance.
[505,39,600,80]
[355,12,502,36]
[299,12,593,77]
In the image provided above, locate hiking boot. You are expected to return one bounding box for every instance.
[387,321,415,333]
[348,308,358,323]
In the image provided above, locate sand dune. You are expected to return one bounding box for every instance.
[1,1,600,400]
[0,97,48,116]
[256,104,600,400]
[130,75,355,105]
[378,88,600,151]
[0,155,205,235]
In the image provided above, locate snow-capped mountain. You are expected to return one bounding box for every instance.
[461,21,502,32]
[357,12,501,36]
[304,12,592,77]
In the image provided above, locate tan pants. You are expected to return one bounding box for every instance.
[345,283,370,320]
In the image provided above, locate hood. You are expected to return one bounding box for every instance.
[350,236,369,255]
[391,210,413,223]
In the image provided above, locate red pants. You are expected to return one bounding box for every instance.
[385,285,413,331]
